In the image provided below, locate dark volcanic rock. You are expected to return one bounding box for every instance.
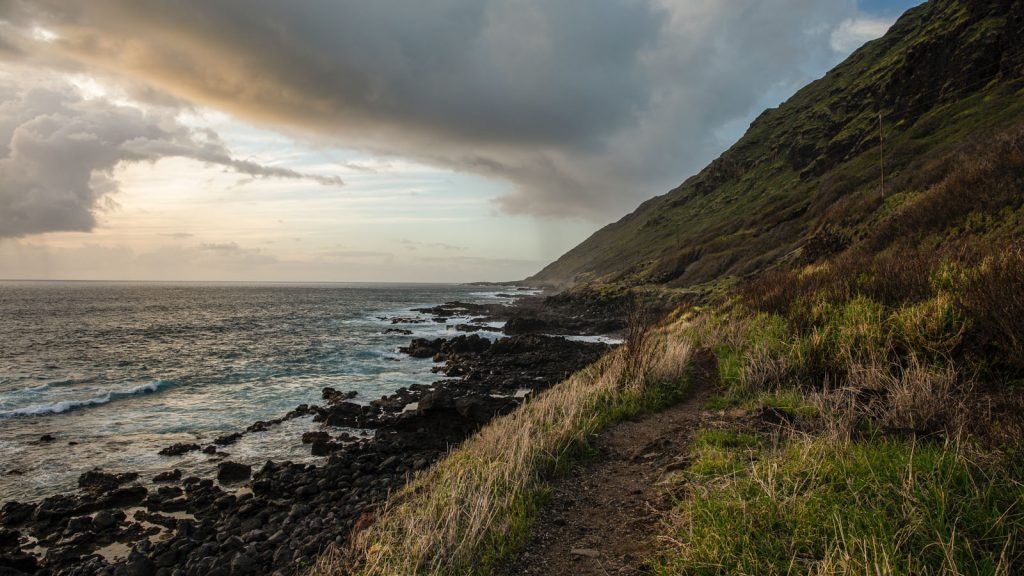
[321,388,358,405]
[217,462,252,483]
[152,469,182,484]
[92,509,125,531]
[78,469,139,495]
[400,335,491,361]
[441,334,491,356]
[399,338,443,358]
[454,324,499,333]
[310,440,344,456]
[101,486,148,508]
[158,443,201,457]
[214,432,243,446]
[454,395,518,424]
[301,431,331,445]
[0,502,33,527]
[0,551,37,573]
[503,315,550,335]
[317,401,376,428]
[0,529,18,550]
[411,301,501,319]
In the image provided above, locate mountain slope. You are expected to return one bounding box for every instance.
[529,0,1024,288]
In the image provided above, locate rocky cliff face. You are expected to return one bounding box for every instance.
[529,0,1024,288]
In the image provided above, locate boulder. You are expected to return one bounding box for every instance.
[319,402,371,428]
[301,431,330,445]
[101,486,148,508]
[213,433,242,446]
[321,388,357,405]
[503,316,549,335]
[0,502,34,527]
[78,469,139,494]
[399,338,443,358]
[152,469,182,484]
[440,334,491,355]
[0,528,18,550]
[454,396,518,424]
[217,462,252,484]
[158,443,201,457]
[0,552,37,573]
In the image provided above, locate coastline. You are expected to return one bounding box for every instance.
[0,287,626,575]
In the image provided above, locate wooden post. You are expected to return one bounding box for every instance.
[879,112,885,197]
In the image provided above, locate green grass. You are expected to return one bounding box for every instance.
[658,436,1024,575]
[755,389,819,418]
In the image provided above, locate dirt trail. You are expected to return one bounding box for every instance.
[506,352,716,576]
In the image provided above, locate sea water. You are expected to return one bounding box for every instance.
[0,281,521,503]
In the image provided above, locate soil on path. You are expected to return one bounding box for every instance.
[507,352,716,576]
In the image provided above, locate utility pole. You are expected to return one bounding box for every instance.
[879,111,885,198]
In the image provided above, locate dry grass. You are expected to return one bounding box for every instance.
[308,322,696,576]
[811,356,969,442]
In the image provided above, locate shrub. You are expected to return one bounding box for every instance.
[890,292,965,358]
[867,123,1024,252]
[957,248,1024,378]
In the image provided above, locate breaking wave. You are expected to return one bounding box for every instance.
[0,380,176,419]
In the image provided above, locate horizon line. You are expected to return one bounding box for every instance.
[0,278,520,286]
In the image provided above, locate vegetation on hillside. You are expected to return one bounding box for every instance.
[530,0,1024,288]
[652,124,1024,574]
[654,254,1024,573]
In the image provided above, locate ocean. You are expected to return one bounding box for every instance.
[0,281,520,503]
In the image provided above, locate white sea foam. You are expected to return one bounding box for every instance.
[562,334,625,345]
[0,380,175,419]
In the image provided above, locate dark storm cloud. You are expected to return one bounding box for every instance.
[0,78,342,238]
[1,0,870,219]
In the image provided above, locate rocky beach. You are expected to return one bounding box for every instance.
[0,290,625,576]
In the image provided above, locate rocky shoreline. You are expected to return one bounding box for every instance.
[1,292,624,576]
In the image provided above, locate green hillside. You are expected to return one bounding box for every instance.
[529,0,1024,288]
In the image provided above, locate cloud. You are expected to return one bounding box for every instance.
[0,0,881,220]
[399,239,468,252]
[0,240,535,282]
[199,242,246,253]
[0,74,342,238]
[830,14,895,53]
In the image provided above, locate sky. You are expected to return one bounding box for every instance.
[0,0,921,282]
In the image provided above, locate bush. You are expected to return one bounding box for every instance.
[957,248,1024,378]
[890,292,965,358]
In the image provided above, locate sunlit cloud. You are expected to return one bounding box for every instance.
[0,72,343,239]
[0,0,882,219]
[0,0,907,281]
[830,15,895,54]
